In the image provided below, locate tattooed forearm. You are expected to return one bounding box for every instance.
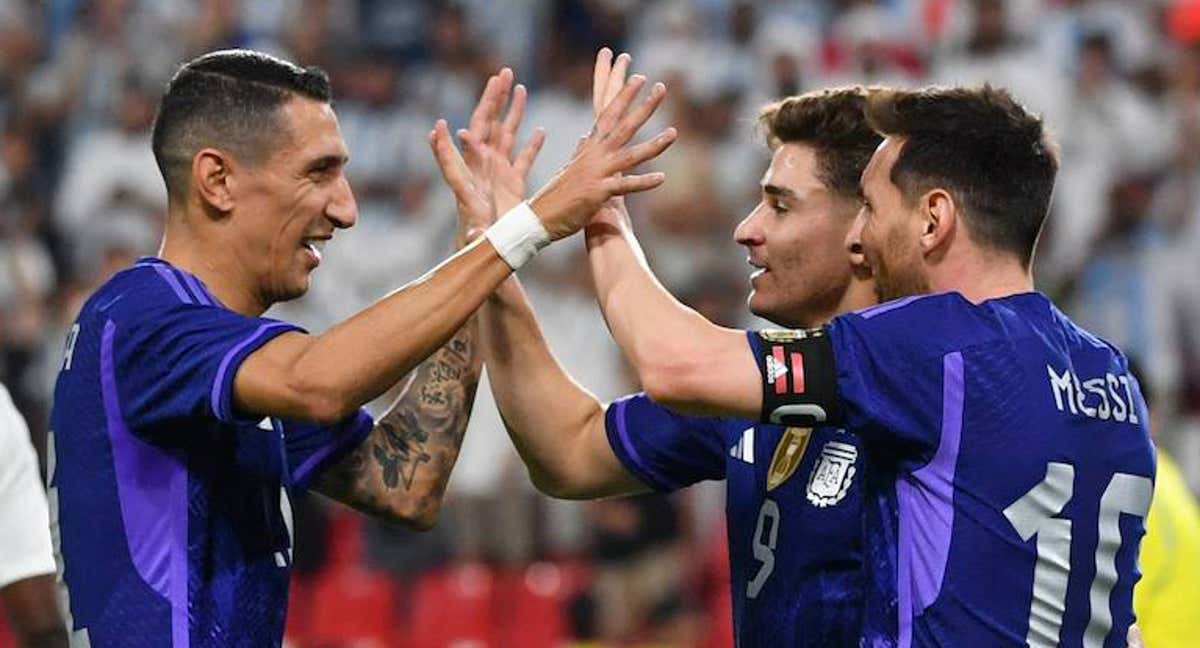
[315,322,481,527]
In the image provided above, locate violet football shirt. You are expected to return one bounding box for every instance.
[760,292,1156,647]
[606,384,864,647]
[48,257,372,647]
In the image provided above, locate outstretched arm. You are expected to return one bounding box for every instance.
[313,324,479,529]
[299,67,673,526]
[430,71,646,499]
[308,73,512,527]
[233,66,676,426]
[481,279,647,499]
[584,51,761,419]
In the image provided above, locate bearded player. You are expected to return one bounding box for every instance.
[581,78,1155,647]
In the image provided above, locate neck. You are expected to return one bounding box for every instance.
[929,247,1034,304]
[783,274,878,329]
[159,205,268,316]
[830,273,878,323]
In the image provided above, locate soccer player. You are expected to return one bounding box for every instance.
[48,49,675,646]
[0,383,67,647]
[580,83,1155,646]
[429,49,881,645]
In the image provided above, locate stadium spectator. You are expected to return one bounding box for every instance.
[0,383,66,647]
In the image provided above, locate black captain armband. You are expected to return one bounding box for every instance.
[756,328,843,427]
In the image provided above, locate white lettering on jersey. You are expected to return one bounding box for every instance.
[1046,366,1139,425]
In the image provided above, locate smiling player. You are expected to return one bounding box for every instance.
[430,48,882,645]
[48,48,675,647]
[583,82,1155,646]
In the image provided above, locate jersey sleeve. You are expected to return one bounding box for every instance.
[282,408,374,493]
[604,393,727,492]
[749,294,967,461]
[824,296,966,457]
[111,297,303,434]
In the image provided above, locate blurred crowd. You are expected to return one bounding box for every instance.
[3,0,1200,646]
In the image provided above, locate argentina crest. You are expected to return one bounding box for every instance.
[806,441,857,507]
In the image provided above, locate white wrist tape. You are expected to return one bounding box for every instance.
[485,201,551,270]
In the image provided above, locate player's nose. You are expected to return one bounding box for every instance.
[734,203,766,247]
[326,176,358,229]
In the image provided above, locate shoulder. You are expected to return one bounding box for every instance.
[829,292,978,359]
[831,291,1035,358]
[839,291,976,329]
[81,260,202,324]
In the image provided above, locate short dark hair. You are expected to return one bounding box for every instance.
[151,49,332,199]
[757,87,882,201]
[864,84,1059,266]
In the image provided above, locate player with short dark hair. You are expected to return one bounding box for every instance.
[430,49,882,645]
[151,50,335,202]
[582,81,1155,646]
[860,85,1059,289]
[49,48,675,646]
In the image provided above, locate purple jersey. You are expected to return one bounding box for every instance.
[816,292,1155,647]
[48,257,372,647]
[606,381,864,647]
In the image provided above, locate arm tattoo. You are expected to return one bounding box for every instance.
[315,323,481,524]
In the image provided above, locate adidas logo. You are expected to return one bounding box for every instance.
[730,427,755,464]
[764,355,788,384]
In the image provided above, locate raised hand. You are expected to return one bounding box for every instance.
[457,77,545,216]
[527,73,676,241]
[593,47,631,119]
[430,68,545,244]
[588,48,637,233]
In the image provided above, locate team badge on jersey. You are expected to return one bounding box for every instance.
[767,427,812,491]
[806,441,857,507]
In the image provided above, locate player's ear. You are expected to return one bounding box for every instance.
[920,188,955,255]
[192,148,236,214]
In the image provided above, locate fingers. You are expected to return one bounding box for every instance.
[601,52,631,118]
[606,127,677,175]
[499,84,527,158]
[592,48,613,116]
[467,68,514,144]
[456,127,483,170]
[594,75,646,137]
[572,134,589,158]
[429,120,472,195]
[610,82,667,147]
[605,171,667,196]
[513,127,546,177]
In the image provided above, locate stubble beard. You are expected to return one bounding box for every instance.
[872,251,930,303]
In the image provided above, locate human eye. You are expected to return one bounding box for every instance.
[307,157,343,180]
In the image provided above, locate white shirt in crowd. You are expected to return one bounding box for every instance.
[0,383,55,590]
